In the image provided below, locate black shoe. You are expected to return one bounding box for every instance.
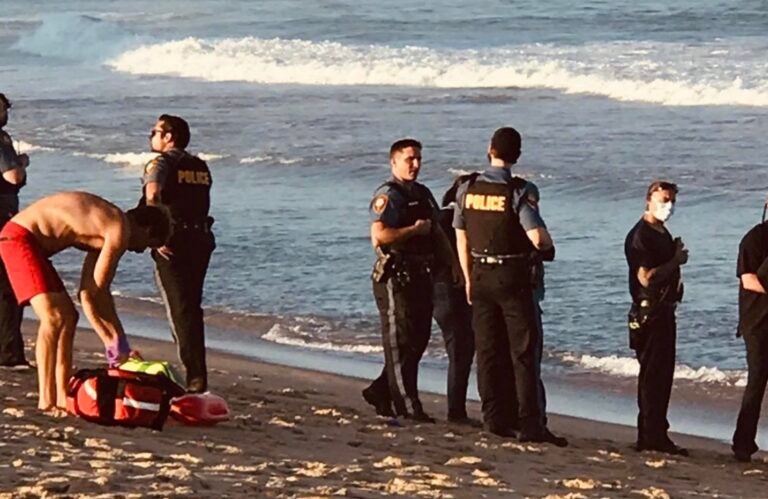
[542,428,569,447]
[362,387,395,417]
[407,411,436,424]
[448,416,483,428]
[641,440,689,457]
[186,377,208,394]
[487,426,519,438]
[518,428,569,448]
[733,450,753,463]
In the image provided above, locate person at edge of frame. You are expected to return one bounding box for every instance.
[0,93,30,369]
[731,201,768,463]
[432,176,479,426]
[453,126,567,446]
[624,180,688,456]
[138,114,215,394]
[363,138,461,423]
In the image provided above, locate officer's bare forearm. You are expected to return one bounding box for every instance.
[370,221,417,247]
[526,227,553,251]
[638,259,679,288]
[742,273,767,294]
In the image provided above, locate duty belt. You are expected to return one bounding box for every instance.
[471,253,528,265]
[173,220,211,233]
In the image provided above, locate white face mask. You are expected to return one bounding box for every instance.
[653,201,674,222]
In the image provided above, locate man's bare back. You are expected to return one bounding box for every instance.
[11,192,127,257]
[0,191,169,412]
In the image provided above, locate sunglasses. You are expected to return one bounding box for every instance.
[149,129,166,139]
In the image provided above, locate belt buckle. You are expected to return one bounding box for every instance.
[485,256,500,265]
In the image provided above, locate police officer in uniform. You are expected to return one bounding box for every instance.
[624,180,687,456]
[454,127,565,445]
[0,93,29,368]
[731,207,768,462]
[139,114,215,393]
[432,176,477,425]
[363,138,458,422]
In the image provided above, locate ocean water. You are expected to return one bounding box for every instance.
[2,1,768,393]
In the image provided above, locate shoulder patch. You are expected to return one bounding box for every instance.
[144,157,161,175]
[372,194,389,214]
[526,191,539,208]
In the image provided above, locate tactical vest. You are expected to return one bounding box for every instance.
[141,149,211,224]
[462,176,534,256]
[380,181,436,256]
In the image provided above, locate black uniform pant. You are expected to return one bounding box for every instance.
[153,231,214,388]
[633,307,676,446]
[0,218,24,366]
[433,278,475,419]
[733,331,768,456]
[472,264,543,435]
[368,271,433,416]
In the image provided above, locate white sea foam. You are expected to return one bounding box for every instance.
[105,36,768,107]
[263,323,383,355]
[14,140,54,153]
[240,155,301,165]
[85,151,224,169]
[561,353,747,387]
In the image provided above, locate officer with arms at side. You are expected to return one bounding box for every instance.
[363,138,459,423]
[454,127,566,446]
[624,180,688,456]
[0,93,30,368]
[139,114,215,393]
[732,206,768,462]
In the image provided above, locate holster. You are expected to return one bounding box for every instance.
[371,249,395,283]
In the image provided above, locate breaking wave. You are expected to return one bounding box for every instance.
[560,353,747,387]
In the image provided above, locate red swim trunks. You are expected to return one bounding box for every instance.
[0,221,65,305]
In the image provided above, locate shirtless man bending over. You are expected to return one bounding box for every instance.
[0,192,170,412]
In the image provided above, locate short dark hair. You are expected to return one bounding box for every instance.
[490,127,522,163]
[126,205,171,245]
[389,138,422,159]
[646,180,679,200]
[158,114,190,149]
[0,94,10,109]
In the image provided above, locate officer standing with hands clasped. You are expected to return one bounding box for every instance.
[454,127,566,445]
[0,93,30,369]
[624,180,688,456]
[363,138,459,422]
[139,114,215,393]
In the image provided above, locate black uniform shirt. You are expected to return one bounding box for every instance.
[624,218,679,304]
[0,130,23,216]
[737,222,768,336]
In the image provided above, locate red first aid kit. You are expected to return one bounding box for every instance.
[66,368,186,431]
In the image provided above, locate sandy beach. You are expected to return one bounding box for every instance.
[0,322,766,498]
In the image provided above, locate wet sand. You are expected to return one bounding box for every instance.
[2,321,768,498]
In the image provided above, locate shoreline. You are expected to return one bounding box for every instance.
[2,320,768,497]
[105,296,753,447]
